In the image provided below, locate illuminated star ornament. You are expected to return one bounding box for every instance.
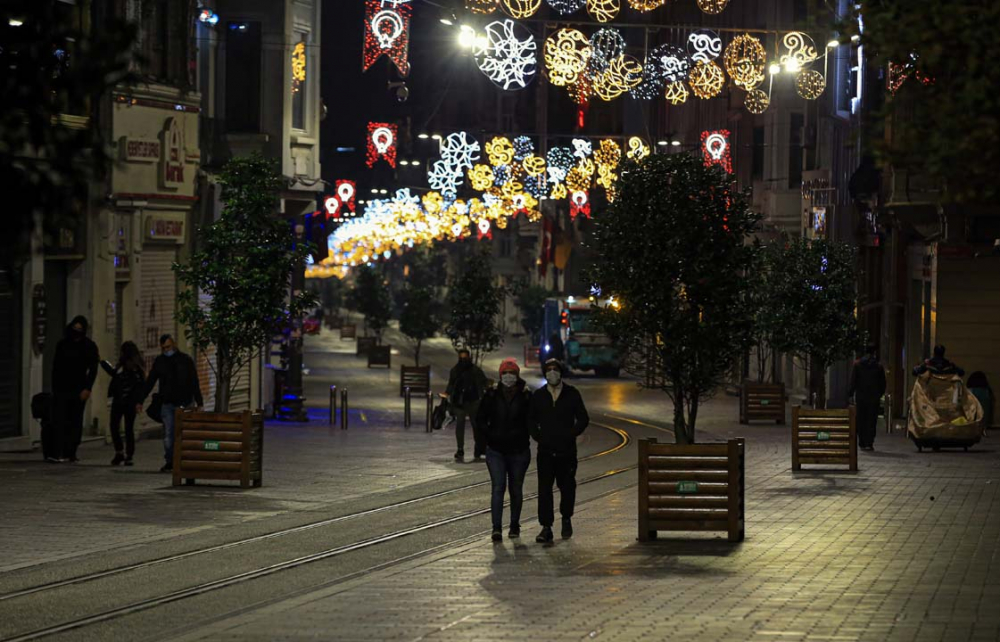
[362,0,412,76]
[701,130,732,174]
[474,19,537,90]
[367,122,398,168]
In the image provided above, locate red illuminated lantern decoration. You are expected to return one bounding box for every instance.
[367,122,398,168]
[335,179,357,213]
[569,190,591,219]
[362,0,412,77]
[701,129,732,174]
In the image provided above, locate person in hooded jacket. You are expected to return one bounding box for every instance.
[849,344,887,451]
[913,345,965,377]
[529,358,589,543]
[477,358,532,542]
[100,341,145,466]
[51,316,100,462]
[445,348,488,462]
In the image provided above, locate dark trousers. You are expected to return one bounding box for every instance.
[537,450,578,527]
[857,400,879,448]
[53,392,85,460]
[109,403,137,457]
[454,402,483,456]
[485,447,531,531]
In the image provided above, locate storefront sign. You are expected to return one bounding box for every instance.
[144,213,186,243]
[120,137,161,163]
[160,117,186,189]
[31,284,46,356]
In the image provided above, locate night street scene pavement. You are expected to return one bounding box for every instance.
[2,1,1000,641]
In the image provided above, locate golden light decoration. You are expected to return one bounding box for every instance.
[795,69,826,99]
[468,164,495,190]
[626,136,650,161]
[544,28,590,87]
[522,155,546,176]
[422,191,444,213]
[486,136,515,166]
[688,60,725,99]
[723,34,766,89]
[501,0,542,19]
[627,0,666,10]
[576,158,595,178]
[594,139,622,167]
[664,81,690,105]
[744,88,770,114]
[550,183,568,200]
[291,41,306,93]
[779,32,819,69]
[495,215,509,230]
[586,0,619,23]
[466,0,498,13]
[592,55,644,101]
[569,77,592,105]
[565,165,591,192]
[696,0,729,14]
[596,163,617,190]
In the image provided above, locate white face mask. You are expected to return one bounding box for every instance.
[501,373,518,387]
[545,370,562,386]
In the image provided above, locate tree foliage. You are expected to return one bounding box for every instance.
[351,265,393,341]
[859,1,1000,202]
[589,154,760,444]
[446,249,506,365]
[399,287,439,366]
[514,283,550,344]
[175,154,315,412]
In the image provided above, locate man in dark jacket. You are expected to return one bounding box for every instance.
[51,316,100,462]
[913,345,965,377]
[849,345,887,451]
[530,358,589,543]
[139,334,203,472]
[445,348,488,462]
[477,358,532,542]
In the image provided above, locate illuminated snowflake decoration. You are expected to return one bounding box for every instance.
[546,0,585,14]
[572,138,593,160]
[474,19,537,91]
[513,135,535,160]
[427,159,463,197]
[438,132,481,170]
[687,29,722,64]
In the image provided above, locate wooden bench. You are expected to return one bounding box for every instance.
[368,345,391,368]
[740,380,786,424]
[340,324,356,340]
[400,365,431,397]
[356,336,377,356]
[638,438,745,542]
[792,406,857,471]
[172,409,263,488]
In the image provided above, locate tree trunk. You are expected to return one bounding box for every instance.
[811,359,827,409]
[687,395,699,444]
[215,350,231,413]
[673,384,693,444]
[414,339,422,366]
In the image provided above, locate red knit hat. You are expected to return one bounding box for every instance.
[499,358,520,376]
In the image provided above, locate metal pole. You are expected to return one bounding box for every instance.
[885,393,892,433]
[329,385,337,425]
[404,387,411,427]
[810,392,817,409]
[340,388,348,430]
[425,391,433,433]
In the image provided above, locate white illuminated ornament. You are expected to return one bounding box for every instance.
[337,182,355,203]
[428,159,463,196]
[687,29,722,64]
[372,127,394,155]
[478,219,491,234]
[371,10,404,49]
[572,138,593,159]
[474,20,537,91]
[324,196,340,217]
[439,132,482,169]
[705,133,727,160]
[779,32,819,69]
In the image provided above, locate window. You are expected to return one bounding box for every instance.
[132,0,189,84]
[789,113,804,189]
[751,126,764,181]
[291,32,308,130]
[226,21,262,133]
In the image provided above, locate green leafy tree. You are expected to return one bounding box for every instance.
[175,154,315,413]
[746,242,777,384]
[399,286,438,366]
[446,250,506,365]
[514,283,550,345]
[765,237,859,409]
[590,154,760,444]
[351,265,393,341]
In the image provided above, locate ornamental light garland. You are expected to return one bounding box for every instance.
[474,20,537,90]
[626,136,650,161]
[362,0,412,76]
[546,0,586,14]
[586,0,620,23]
[688,60,725,99]
[723,34,766,89]
[513,135,534,160]
[744,88,770,114]
[543,28,590,87]
[687,29,722,64]
[466,0,498,13]
[593,55,644,101]
[664,80,690,104]
[779,32,819,69]
[696,0,729,14]
[500,0,542,18]
[627,0,666,10]
[468,164,496,190]
[701,129,732,174]
[486,136,515,165]
[795,69,826,99]
[366,122,397,167]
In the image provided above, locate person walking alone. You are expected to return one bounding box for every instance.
[445,348,487,462]
[849,344,887,451]
[530,359,589,543]
[139,335,203,472]
[51,316,100,462]
[477,358,532,542]
[100,341,145,466]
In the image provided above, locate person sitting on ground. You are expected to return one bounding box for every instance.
[913,345,965,378]
[967,371,994,436]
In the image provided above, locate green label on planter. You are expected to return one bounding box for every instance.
[203,440,220,451]
[816,431,830,441]
[760,399,770,406]
[676,481,699,494]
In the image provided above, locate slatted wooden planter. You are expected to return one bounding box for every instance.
[368,345,391,368]
[792,406,857,471]
[340,324,356,340]
[638,438,745,543]
[356,336,377,356]
[740,380,786,424]
[172,409,263,488]
[400,365,431,397]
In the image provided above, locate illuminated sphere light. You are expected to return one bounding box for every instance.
[474,20,537,91]
[795,69,826,99]
[626,136,650,161]
[547,146,575,176]
[588,29,626,75]
[466,0,498,13]
[486,136,515,166]
[513,135,534,160]
[696,0,729,14]
[500,0,542,19]
[779,31,819,68]
[627,0,666,10]
[593,55,644,101]
[565,166,590,193]
[586,0,620,23]
[723,34,766,89]
[594,139,622,167]
[688,60,725,99]
[687,29,722,64]
[493,164,513,186]
[468,164,496,190]
[522,154,546,175]
[572,137,593,160]
[744,88,770,114]
[546,0,586,14]
[630,63,665,100]
[544,28,590,87]
[524,173,549,198]
[652,44,691,84]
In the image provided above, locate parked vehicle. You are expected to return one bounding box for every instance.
[540,297,620,377]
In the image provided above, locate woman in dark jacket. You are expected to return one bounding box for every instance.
[100,341,145,466]
[476,358,532,542]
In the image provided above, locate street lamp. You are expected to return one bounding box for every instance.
[670,140,681,147]
[827,39,840,48]
[458,25,476,48]
[417,133,429,140]
[769,63,782,75]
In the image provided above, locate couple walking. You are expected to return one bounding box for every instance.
[470,355,590,544]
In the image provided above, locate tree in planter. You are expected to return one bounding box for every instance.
[765,237,859,409]
[399,286,439,366]
[590,153,760,444]
[175,154,315,413]
[351,265,393,341]
[514,283,550,345]
[446,250,506,365]
[746,242,777,384]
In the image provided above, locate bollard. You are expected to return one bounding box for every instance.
[329,385,337,425]
[884,393,893,433]
[425,391,434,433]
[810,392,817,409]
[404,386,412,428]
[340,388,349,430]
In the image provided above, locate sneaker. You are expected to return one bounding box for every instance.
[159,464,173,473]
[454,450,464,462]
[535,527,554,543]
[491,530,503,543]
[561,518,573,539]
[45,457,60,463]
[111,453,125,466]
[124,458,134,467]
[473,455,484,463]
[508,527,520,539]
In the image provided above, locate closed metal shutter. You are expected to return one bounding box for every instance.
[0,270,20,438]
[139,247,177,376]
[195,290,218,411]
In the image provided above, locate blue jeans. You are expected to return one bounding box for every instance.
[162,403,178,464]
[485,447,531,531]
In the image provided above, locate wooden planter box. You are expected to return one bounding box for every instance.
[368,345,391,368]
[638,438,745,542]
[740,380,786,424]
[172,409,263,488]
[356,336,377,356]
[400,365,431,397]
[340,324,356,340]
[792,407,857,471]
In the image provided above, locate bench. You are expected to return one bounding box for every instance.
[638,438,745,542]
[340,324,356,340]
[400,365,431,397]
[740,380,786,424]
[172,409,263,488]
[792,406,857,471]
[356,336,377,357]
[368,345,391,368]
